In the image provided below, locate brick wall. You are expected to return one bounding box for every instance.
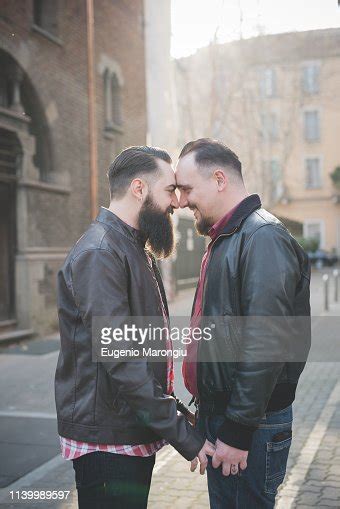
[0,0,147,245]
[0,0,147,333]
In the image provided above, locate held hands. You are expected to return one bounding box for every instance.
[212,439,248,476]
[190,439,216,475]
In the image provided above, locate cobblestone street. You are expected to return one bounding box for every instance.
[147,361,340,509]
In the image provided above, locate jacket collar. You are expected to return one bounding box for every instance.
[219,194,262,235]
[95,207,146,245]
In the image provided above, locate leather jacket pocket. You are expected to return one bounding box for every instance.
[222,314,240,360]
[264,432,292,495]
[113,395,132,418]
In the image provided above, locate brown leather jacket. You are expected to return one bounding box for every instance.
[55,207,204,460]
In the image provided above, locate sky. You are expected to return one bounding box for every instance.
[171,0,340,58]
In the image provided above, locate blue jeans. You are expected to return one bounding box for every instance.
[198,405,293,509]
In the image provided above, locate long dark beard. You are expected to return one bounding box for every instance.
[138,195,175,259]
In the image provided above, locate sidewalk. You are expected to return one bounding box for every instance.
[1,364,338,509]
[0,273,339,508]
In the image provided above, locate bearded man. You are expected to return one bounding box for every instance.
[55,146,214,509]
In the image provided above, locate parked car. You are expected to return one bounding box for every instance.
[307,249,338,268]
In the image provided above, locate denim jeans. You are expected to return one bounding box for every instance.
[72,451,155,509]
[198,405,293,509]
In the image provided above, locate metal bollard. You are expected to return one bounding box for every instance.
[323,274,329,312]
[334,269,339,303]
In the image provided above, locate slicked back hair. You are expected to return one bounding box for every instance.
[107,146,172,199]
[179,138,243,180]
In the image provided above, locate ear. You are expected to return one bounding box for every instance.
[130,178,147,201]
[214,169,228,191]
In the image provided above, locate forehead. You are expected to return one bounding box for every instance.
[155,158,176,186]
[175,152,199,185]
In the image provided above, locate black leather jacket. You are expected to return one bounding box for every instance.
[55,207,204,460]
[197,195,311,450]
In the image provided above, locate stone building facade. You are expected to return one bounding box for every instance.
[173,28,340,254]
[0,0,147,336]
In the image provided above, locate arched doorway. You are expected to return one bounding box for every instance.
[0,128,21,322]
[0,48,54,333]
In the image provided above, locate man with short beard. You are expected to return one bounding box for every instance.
[55,146,214,509]
[176,139,311,509]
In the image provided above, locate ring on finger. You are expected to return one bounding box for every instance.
[231,464,238,475]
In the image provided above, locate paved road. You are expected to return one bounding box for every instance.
[0,268,339,508]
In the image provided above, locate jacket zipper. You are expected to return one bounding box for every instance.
[194,227,239,310]
[196,227,239,397]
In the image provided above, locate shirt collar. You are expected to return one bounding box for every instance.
[208,201,243,240]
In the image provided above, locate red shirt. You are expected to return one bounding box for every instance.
[182,202,242,397]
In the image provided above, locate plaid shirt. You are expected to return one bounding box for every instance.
[59,436,167,460]
[60,251,174,460]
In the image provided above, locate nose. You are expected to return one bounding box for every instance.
[179,192,189,209]
[171,193,179,210]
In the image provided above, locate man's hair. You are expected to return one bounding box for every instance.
[107,146,172,199]
[179,138,242,179]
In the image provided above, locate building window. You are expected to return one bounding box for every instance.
[261,113,279,141]
[260,68,276,98]
[104,70,123,131]
[304,111,320,142]
[305,157,322,189]
[111,74,122,126]
[303,221,324,248]
[33,0,58,37]
[302,63,319,94]
[263,159,283,201]
[186,229,194,251]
